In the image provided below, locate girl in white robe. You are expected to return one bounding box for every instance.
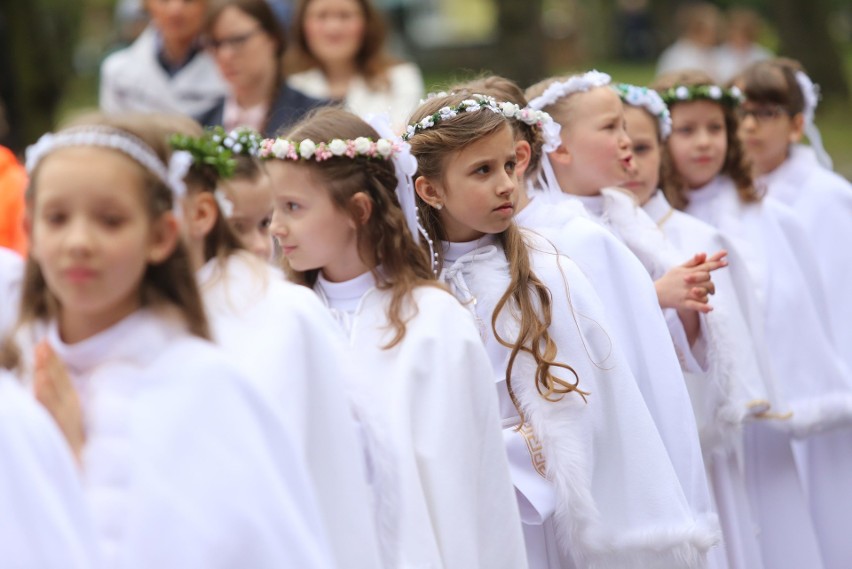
[522,72,723,560]
[653,69,852,569]
[263,107,528,569]
[0,352,99,569]
[736,59,852,376]
[172,125,384,569]
[617,85,794,569]
[16,114,334,569]
[407,92,720,569]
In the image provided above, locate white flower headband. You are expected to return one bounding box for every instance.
[794,70,833,170]
[528,70,612,111]
[402,97,502,141]
[658,84,744,107]
[26,126,192,206]
[616,83,673,139]
[256,117,424,247]
[257,135,401,162]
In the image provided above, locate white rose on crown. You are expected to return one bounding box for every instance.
[271,139,291,158]
[376,139,393,158]
[299,139,316,159]
[354,137,372,154]
[329,139,347,156]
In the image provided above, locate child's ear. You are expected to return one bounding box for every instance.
[789,113,805,144]
[548,141,572,167]
[147,212,180,265]
[349,192,373,226]
[515,140,532,177]
[183,192,218,240]
[414,176,444,209]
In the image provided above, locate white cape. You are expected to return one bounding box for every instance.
[515,190,716,524]
[198,253,382,569]
[315,275,528,569]
[26,308,334,569]
[0,370,100,569]
[441,232,719,569]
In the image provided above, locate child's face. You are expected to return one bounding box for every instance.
[737,101,803,176]
[29,148,169,336]
[424,123,518,242]
[622,106,661,205]
[558,87,634,196]
[667,100,727,189]
[267,161,362,281]
[222,174,274,261]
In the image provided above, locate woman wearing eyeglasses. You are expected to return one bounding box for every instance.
[100,0,228,117]
[284,0,423,131]
[199,0,327,136]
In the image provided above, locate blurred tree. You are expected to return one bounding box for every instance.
[494,0,546,86]
[770,0,849,99]
[0,0,81,152]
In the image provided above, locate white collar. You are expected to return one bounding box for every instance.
[441,235,499,264]
[642,190,673,223]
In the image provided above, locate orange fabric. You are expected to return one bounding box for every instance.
[0,146,28,256]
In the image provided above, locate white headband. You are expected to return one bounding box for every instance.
[26,126,192,203]
[794,71,833,170]
[616,83,673,140]
[528,70,612,110]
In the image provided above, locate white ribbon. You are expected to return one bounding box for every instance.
[364,114,420,243]
[794,71,833,170]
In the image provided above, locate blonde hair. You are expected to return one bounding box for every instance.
[652,70,760,210]
[407,94,586,422]
[451,75,546,177]
[279,107,437,348]
[19,113,210,340]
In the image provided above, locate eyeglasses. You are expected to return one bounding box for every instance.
[204,28,261,53]
[736,105,790,123]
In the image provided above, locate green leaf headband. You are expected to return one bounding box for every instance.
[658,84,744,108]
[169,126,263,180]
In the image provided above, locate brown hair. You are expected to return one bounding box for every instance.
[451,75,546,178]
[20,113,210,340]
[204,0,287,115]
[284,0,397,90]
[735,58,806,116]
[278,107,436,348]
[163,115,246,264]
[652,70,760,209]
[408,94,587,422]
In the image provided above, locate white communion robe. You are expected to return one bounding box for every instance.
[0,246,23,341]
[197,252,382,569]
[684,175,852,569]
[641,189,789,569]
[441,233,720,569]
[31,308,334,569]
[0,369,100,569]
[313,270,528,569]
[757,144,852,373]
[515,189,717,539]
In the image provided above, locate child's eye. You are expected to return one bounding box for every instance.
[42,211,67,226]
[674,126,694,136]
[287,202,302,212]
[474,164,491,175]
[633,143,651,155]
[259,216,272,230]
[505,160,517,173]
[708,123,724,134]
[102,214,126,228]
[232,220,248,234]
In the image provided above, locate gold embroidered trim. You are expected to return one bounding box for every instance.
[518,423,547,478]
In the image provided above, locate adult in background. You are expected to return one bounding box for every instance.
[99,0,227,117]
[656,2,721,79]
[199,0,325,137]
[714,7,772,84]
[284,0,423,130]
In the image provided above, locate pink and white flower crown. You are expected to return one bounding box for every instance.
[256,136,404,162]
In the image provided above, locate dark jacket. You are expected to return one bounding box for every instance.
[197,83,329,137]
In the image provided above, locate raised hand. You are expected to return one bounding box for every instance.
[655,250,728,313]
[34,341,85,464]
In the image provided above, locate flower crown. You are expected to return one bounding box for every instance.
[169,126,262,179]
[402,95,555,143]
[257,136,401,161]
[528,70,612,110]
[616,83,673,140]
[659,84,744,108]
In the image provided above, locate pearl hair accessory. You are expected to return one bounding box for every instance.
[26,126,192,207]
